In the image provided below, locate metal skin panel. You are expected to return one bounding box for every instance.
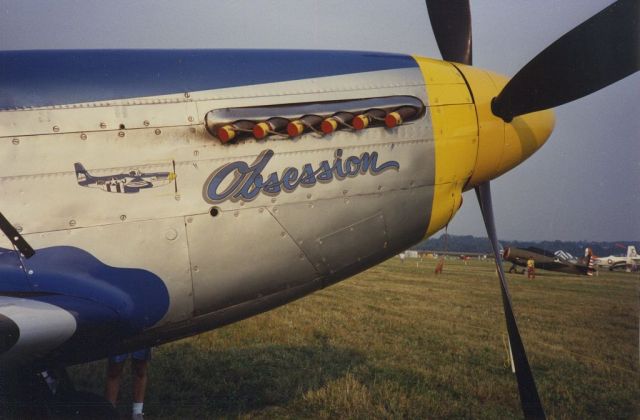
[190,67,425,112]
[316,212,389,274]
[20,218,193,326]
[187,207,320,315]
[0,101,199,139]
[1,117,201,236]
[0,123,198,179]
[271,187,434,279]
[0,55,483,368]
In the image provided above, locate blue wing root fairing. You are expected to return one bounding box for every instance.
[0,246,170,366]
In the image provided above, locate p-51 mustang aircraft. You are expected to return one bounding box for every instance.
[503,246,594,276]
[0,0,637,417]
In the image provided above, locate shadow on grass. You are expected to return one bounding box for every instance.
[73,339,473,418]
[140,340,365,416]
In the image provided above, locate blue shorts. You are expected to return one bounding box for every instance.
[109,348,152,364]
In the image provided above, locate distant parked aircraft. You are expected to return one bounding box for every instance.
[503,246,594,276]
[593,246,639,270]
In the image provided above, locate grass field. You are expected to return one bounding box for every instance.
[71,258,639,419]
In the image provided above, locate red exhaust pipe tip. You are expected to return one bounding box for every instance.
[321,118,338,134]
[287,120,304,137]
[352,115,369,130]
[217,125,236,143]
[253,122,270,140]
[385,112,402,128]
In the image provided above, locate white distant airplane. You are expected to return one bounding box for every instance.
[593,246,639,270]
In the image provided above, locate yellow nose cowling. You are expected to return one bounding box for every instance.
[453,64,556,189]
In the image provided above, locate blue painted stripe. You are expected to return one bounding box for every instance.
[0,49,418,110]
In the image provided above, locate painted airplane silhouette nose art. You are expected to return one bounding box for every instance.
[74,162,176,193]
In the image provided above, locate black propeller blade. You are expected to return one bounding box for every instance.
[0,211,35,259]
[426,2,545,417]
[426,0,472,65]
[492,0,640,122]
[475,182,545,419]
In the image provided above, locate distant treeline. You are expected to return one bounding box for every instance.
[413,234,637,258]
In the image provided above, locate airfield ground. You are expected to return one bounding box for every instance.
[71,258,639,419]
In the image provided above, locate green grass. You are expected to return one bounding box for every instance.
[70,258,639,419]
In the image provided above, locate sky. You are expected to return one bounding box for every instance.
[1,0,638,242]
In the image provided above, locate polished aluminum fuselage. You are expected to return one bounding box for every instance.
[0,50,483,367]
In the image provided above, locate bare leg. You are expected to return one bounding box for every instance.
[132,359,148,404]
[105,360,125,406]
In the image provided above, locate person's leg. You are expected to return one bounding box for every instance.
[131,358,148,404]
[105,359,126,406]
[131,358,148,417]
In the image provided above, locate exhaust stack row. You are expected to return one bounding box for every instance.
[210,105,420,144]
